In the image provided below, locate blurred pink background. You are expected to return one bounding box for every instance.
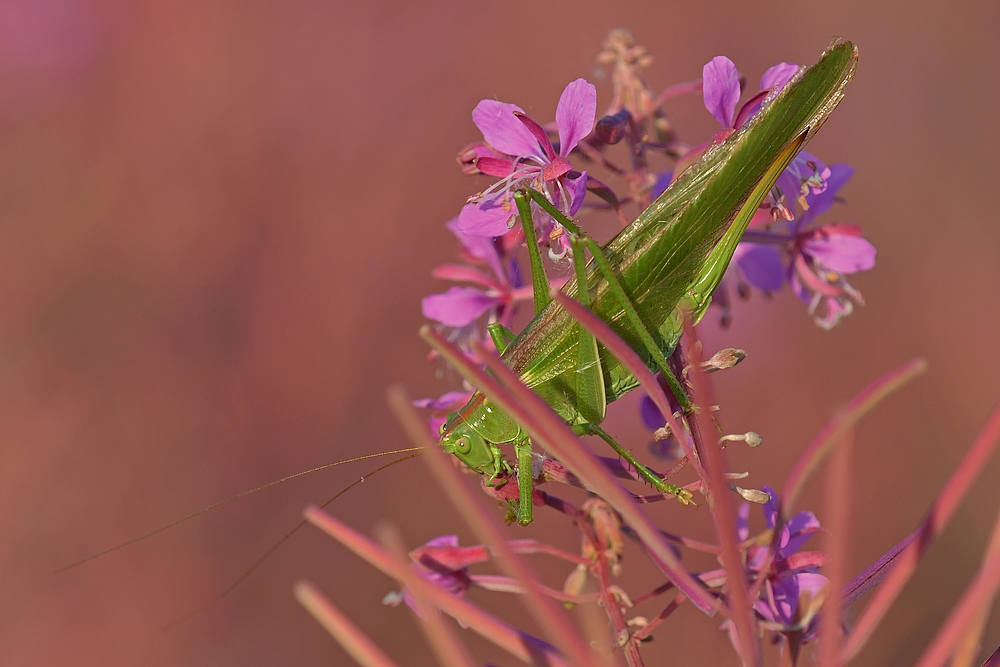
[2,1,999,665]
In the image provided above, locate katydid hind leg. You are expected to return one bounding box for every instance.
[523,187,690,410]
[569,235,607,426]
[514,438,536,525]
[583,424,693,505]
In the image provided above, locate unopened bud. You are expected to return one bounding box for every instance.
[719,431,762,448]
[734,486,771,504]
[701,348,747,373]
[562,563,588,605]
[595,109,631,145]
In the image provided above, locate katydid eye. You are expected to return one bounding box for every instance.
[455,436,472,455]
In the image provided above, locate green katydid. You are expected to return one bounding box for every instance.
[59,41,857,610]
[433,40,858,526]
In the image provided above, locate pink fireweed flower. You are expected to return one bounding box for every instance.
[382,535,489,618]
[675,56,846,326]
[422,218,531,330]
[738,487,829,639]
[413,390,474,436]
[700,56,833,219]
[722,163,874,329]
[703,57,800,131]
[455,78,597,254]
[784,164,876,329]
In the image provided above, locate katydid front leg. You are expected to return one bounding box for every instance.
[487,322,516,354]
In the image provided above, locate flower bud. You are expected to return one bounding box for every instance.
[562,563,588,605]
[595,109,631,145]
[701,347,747,373]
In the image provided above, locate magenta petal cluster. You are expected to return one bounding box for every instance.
[456,78,597,238]
[702,56,800,132]
[383,535,490,619]
[703,56,742,127]
[421,218,529,332]
[739,487,828,636]
[787,164,876,329]
[727,159,874,328]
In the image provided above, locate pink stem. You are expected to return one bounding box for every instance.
[293,581,402,667]
[684,323,760,667]
[303,506,571,667]
[388,386,602,667]
[840,401,1000,662]
[817,429,853,667]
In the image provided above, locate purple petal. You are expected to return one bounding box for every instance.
[764,572,828,626]
[541,156,572,182]
[791,572,829,598]
[789,269,810,303]
[471,99,541,158]
[732,89,771,128]
[566,171,589,215]
[801,234,876,274]
[456,199,515,237]
[445,217,504,278]
[514,111,556,160]
[651,170,673,199]
[763,485,778,528]
[760,62,799,91]
[702,56,741,128]
[422,286,497,327]
[475,156,516,178]
[556,78,597,156]
[640,395,665,430]
[734,243,786,292]
[412,392,473,411]
[776,151,831,204]
[780,511,820,557]
[737,502,751,542]
[423,534,460,549]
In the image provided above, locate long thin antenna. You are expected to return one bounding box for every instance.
[161,451,424,631]
[56,447,423,573]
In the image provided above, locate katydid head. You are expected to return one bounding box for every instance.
[439,415,500,476]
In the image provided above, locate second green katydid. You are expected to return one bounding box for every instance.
[434,41,858,525]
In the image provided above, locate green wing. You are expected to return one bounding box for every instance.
[505,40,858,421]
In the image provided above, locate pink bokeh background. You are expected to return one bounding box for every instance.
[2,1,999,665]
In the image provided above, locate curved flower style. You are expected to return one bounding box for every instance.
[455,78,597,252]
